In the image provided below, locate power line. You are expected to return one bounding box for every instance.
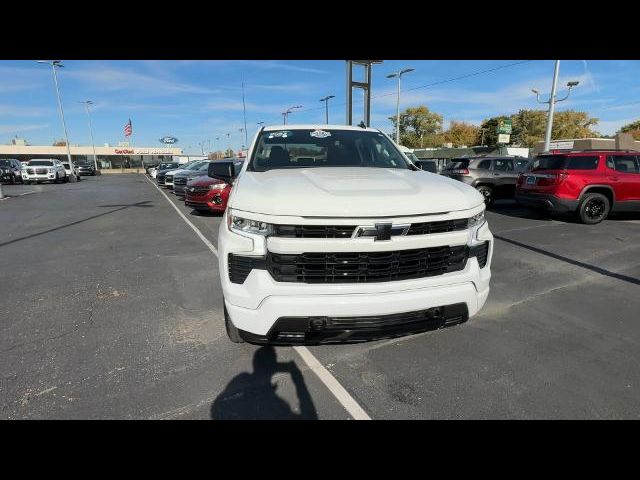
[290,60,534,116]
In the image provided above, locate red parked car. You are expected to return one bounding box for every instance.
[184,159,243,213]
[516,150,640,224]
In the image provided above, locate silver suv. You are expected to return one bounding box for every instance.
[441,156,531,205]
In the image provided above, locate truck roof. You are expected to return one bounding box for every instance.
[262,124,381,133]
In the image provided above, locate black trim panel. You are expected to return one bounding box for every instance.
[238,302,470,345]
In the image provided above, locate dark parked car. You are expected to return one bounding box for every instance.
[77,162,97,176]
[441,156,531,206]
[172,161,215,196]
[155,162,182,185]
[0,159,23,184]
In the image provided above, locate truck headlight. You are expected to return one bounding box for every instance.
[468,211,485,228]
[468,210,486,244]
[227,209,273,236]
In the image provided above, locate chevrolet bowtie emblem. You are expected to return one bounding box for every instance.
[354,223,410,241]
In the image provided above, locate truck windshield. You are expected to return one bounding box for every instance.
[28,160,54,166]
[248,129,411,172]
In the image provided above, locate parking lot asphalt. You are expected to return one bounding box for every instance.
[1,174,639,419]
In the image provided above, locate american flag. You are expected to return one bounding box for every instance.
[124,119,132,137]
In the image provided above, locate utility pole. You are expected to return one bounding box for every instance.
[532,60,580,152]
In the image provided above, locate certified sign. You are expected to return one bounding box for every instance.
[497,134,511,144]
[159,136,178,144]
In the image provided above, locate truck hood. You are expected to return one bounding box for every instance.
[231,167,483,217]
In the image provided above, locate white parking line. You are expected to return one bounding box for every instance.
[293,346,371,420]
[144,174,371,420]
[144,175,218,256]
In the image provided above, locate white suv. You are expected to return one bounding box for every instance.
[22,159,68,184]
[216,125,493,344]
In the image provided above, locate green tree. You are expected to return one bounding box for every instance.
[618,120,640,140]
[510,110,548,147]
[389,106,443,148]
[480,110,599,148]
[444,121,480,147]
[224,148,235,158]
[552,110,599,140]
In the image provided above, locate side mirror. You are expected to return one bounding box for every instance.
[208,162,235,183]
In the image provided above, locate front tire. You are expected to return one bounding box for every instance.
[224,304,244,343]
[477,185,494,206]
[578,192,610,224]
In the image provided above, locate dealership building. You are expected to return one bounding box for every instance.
[0,141,183,169]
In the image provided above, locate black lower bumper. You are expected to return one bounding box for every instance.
[238,303,469,345]
[515,191,578,213]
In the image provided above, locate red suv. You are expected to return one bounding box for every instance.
[516,150,640,224]
[184,160,243,213]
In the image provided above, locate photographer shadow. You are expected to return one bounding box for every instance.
[211,347,318,420]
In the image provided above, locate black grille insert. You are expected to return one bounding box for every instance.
[229,244,473,285]
[406,218,469,235]
[272,218,469,238]
[269,246,468,283]
[273,224,355,238]
[469,241,489,268]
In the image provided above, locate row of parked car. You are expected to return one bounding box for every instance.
[437,150,640,224]
[0,158,97,184]
[147,148,640,225]
[149,158,244,213]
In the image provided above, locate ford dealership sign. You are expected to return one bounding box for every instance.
[159,136,178,144]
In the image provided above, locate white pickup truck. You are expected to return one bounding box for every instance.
[213,125,493,344]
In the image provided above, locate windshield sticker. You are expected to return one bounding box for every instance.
[310,129,331,139]
[268,131,291,139]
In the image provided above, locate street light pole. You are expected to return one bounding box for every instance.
[320,95,335,124]
[282,105,302,125]
[544,60,560,153]
[386,67,415,145]
[38,60,76,181]
[78,100,98,172]
[532,61,579,153]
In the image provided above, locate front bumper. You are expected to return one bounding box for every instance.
[23,173,57,181]
[219,215,493,343]
[185,193,226,211]
[515,191,578,213]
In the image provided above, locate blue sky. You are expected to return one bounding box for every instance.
[1,60,639,154]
